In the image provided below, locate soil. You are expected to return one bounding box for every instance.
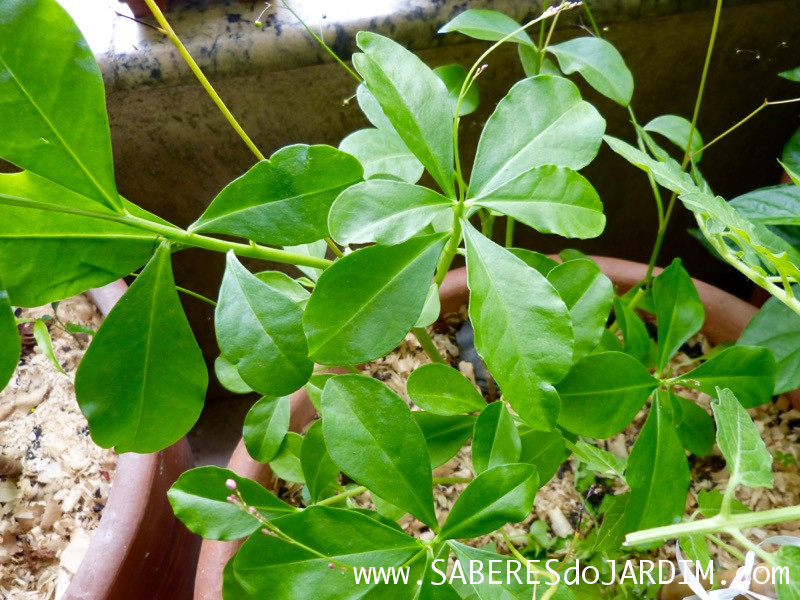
[0,295,117,600]
[271,307,799,585]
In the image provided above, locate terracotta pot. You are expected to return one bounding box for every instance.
[61,281,200,599]
[192,257,793,599]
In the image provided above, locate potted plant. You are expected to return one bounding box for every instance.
[2,0,800,599]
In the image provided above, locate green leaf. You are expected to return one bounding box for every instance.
[464,224,573,430]
[167,466,296,541]
[329,180,453,245]
[234,506,422,599]
[613,296,651,362]
[594,493,630,552]
[695,489,750,518]
[729,184,800,225]
[0,172,158,306]
[413,412,474,468]
[448,542,539,599]
[568,440,626,479]
[467,165,605,239]
[469,75,605,197]
[353,32,455,198]
[283,241,326,283]
[518,427,565,483]
[669,393,715,457]
[472,402,521,474]
[214,355,253,395]
[679,534,712,569]
[74,244,206,453]
[779,66,800,82]
[321,375,437,527]
[191,145,362,245]
[644,115,704,161]
[0,276,19,389]
[32,319,64,374]
[738,293,800,394]
[254,271,310,305]
[547,37,634,106]
[216,252,312,397]
[223,555,254,600]
[711,387,774,491]
[547,259,613,361]
[557,352,658,438]
[270,432,305,484]
[653,259,705,372]
[625,391,689,532]
[673,346,776,408]
[243,396,291,463]
[301,420,340,503]
[305,372,336,412]
[339,128,423,183]
[414,282,440,328]
[507,248,559,275]
[440,464,538,539]
[356,84,394,132]
[775,545,800,600]
[433,64,480,116]
[782,126,800,174]
[303,233,447,365]
[0,0,121,211]
[438,10,534,46]
[406,363,486,415]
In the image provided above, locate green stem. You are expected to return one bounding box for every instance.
[413,327,445,363]
[706,533,746,562]
[433,476,472,485]
[129,272,217,306]
[505,217,515,248]
[625,504,800,546]
[434,207,464,286]
[143,0,265,161]
[726,528,778,567]
[0,193,333,270]
[315,485,367,506]
[279,0,362,83]
[325,237,345,258]
[582,2,602,37]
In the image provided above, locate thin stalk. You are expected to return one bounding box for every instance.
[412,327,445,363]
[279,1,362,83]
[434,205,464,286]
[315,485,367,506]
[481,212,495,238]
[726,528,778,567]
[0,193,333,270]
[582,2,601,37]
[625,504,800,546]
[143,0,265,161]
[505,217,515,248]
[705,533,746,562]
[325,237,345,258]
[129,272,217,306]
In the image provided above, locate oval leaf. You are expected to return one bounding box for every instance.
[0,172,157,306]
[243,396,291,463]
[191,145,363,245]
[729,184,800,226]
[74,244,207,453]
[0,0,121,211]
[557,351,658,438]
[339,128,423,183]
[301,420,340,503]
[440,463,538,540]
[653,259,704,372]
[518,427,565,484]
[673,345,776,408]
[167,466,296,541]
[625,391,690,532]
[216,252,312,396]
[469,75,605,197]
[303,233,447,365]
[321,375,437,527]
[434,64,480,116]
[214,355,253,394]
[413,412,475,468]
[472,402,521,474]
[329,180,453,245]
[406,363,486,415]
[439,9,534,47]
[644,115,704,161]
[353,32,455,198]
[468,165,605,239]
[464,223,573,430]
[547,37,634,106]
[270,432,305,484]
[547,258,613,361]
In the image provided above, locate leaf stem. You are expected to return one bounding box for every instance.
[143,0,265,161]
[726,528,778,566]
[315,485,367,506]
[0,193,333,270]
[412,327,445,363]
[505,217,515,247]
[625,504,800,546]
[705,533,746,562]
[128,272,218,306]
